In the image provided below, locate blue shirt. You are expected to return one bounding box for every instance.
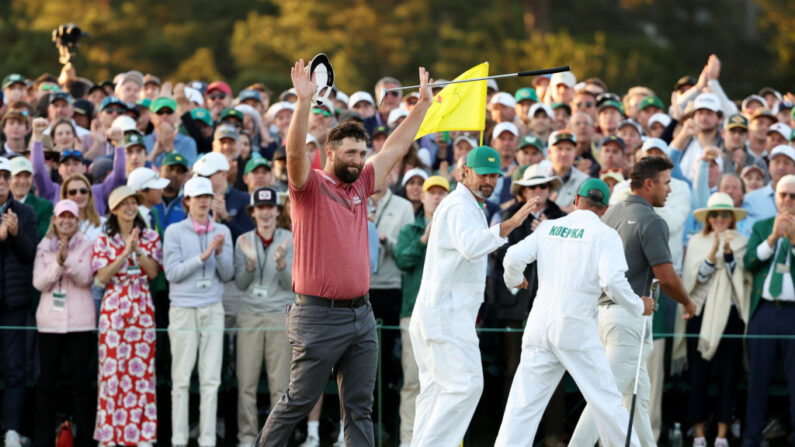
[143,132,198,168]
[741,183,776,237]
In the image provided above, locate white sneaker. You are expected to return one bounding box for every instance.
[4,431,21,447]
[299,435,319,447]
[714,438,729,447]
[693,437,706,447]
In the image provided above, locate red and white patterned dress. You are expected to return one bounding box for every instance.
[91,229,161,445]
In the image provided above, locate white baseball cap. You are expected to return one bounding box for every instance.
[648,113,672,129]
[184,86,204,106]
[0,157,10,173]
[767,122,792,140]
[693,93,721,113]
[127,167,170,192]
[487,79,499,92]
[640,138,671,157]
[266,101,295,119]
[111,115,138,133]
[183,176,214,198]
[492,122,519,140]
[528,103,553,120]
[401,167,429,187]
[9,157,32,176]
[335,91,349,104]
[770,145,795,164]
[550,72,576,88]
[388,108,409,127]
[490,92,516,109]
[741,94,766,111]
[193,152,230,177]
[348,91,375,109]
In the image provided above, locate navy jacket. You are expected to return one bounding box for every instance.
[0,198,37,309]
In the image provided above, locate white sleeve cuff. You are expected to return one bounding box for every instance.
[757,240,775,261]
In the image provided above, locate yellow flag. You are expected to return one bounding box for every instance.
[414,62,489,140]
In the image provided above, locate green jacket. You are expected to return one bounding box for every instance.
[23,192,54,242]
[394,214,428,319]
[744,217,795,319]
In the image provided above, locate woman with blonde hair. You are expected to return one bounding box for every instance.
[59,174,104,240]
[674,192,752,447]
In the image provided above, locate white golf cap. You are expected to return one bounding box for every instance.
[306,133,319,147]
[767,122,792,140]
[184,86,204,106]
[9,156,32,176]
[648,112,672,129]
[528,102,553,120]
[453,135,478,149]
[492,122,519,140]
[693,93,721,113]
[348,91,375,109]
[490,92,516,109]
[335,91,349,104]
[183,176,214,198]
[550,72,576,88]
[111,115,138,133]
[127,167,170,192]
[770,145,795,164]
[387,108,409,127]
[640,138,671,157]
[487,79,499,92]
[401,167,429,187]
[266,101,295,119]
[741,94,766,111]
[193,152,230,177]
[0,157,10,173]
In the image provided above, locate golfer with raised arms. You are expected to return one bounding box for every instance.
[409,145,538,446]
[255,60,433,447]
[496,179,655,447]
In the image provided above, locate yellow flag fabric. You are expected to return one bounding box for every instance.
[414,62,489,140]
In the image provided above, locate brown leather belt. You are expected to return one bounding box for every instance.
[295,294,370,308]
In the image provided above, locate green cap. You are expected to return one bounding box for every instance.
[123,130,145,149]
[244,156,271,175]
[639,96,664,112]
[514,87,538,103]
[724,113,748,130]
[150,97,177,113]
[598,100,624,115]
[551,102,571,114]
[466,145,501,175]
[577,178,610,206]
[136,98,152,109]
[220,107,244,122]
[518,135,543,151]
[2,74,25,90]
[163,152,188,169]
[191,107,212,127]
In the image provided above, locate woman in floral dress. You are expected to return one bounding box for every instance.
[92,186,162,446]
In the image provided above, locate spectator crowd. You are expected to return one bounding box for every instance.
[0,52,793,447]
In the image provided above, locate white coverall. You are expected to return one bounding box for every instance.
[495,210,645,447]
[408,185,508,447]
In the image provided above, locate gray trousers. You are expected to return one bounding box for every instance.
[255,300,379,447]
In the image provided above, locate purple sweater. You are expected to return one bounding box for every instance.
[32,141,126,216]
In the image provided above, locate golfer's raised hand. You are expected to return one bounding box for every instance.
[291,59,316,102]
[417,67,433,106]
[500,197,540,238]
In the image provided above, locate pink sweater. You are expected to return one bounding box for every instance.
[33,232,96,333]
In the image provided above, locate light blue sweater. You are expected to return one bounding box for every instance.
[163,217,235,307]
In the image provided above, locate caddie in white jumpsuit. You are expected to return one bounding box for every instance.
[496,179,654,447]
[409,145,536,447]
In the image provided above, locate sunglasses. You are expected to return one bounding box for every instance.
[406,98,418,105]
[576,101,593,108]
[209,93,227,100]
[311,107,332,117]
[528,184,549,190]
[61,149,83,159]
[103,106,125,114]
[707,211,732,219]
[385,91,400,98]
[779,192,795,201]
[156,108,174,115]
[67,187,90,196]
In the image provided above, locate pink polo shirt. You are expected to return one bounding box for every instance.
[290,163,375,299]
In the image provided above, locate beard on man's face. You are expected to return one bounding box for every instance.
[334,159,363,184]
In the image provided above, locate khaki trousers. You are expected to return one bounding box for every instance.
[399,317,420,445]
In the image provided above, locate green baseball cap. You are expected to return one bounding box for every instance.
[163,152,188,169]
[577,178,611,206]
[150,97,177,113]
[518,135,543,151]
[466,145,502,175]
[136,98,152,109]
[551,102,571,114]
[598,100,624,115]
[2,74,25,89]
[639,96,664,112]
[191,107,212,127]
[123,130,145,149]
[724,113,748,131]
[220,107,244,123]
[514,87,538,103]
[244,156,271,175]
